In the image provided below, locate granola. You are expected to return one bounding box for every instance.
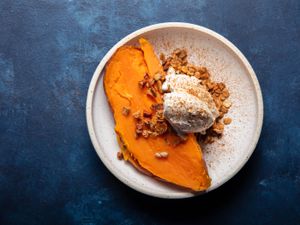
[161,49,232,143]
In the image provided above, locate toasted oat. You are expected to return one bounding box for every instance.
[223,118,232,125]
[154,122,168,135]
[155,151,168,158]
[121,106,130,116]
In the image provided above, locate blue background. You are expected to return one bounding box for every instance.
[1,0,299,224]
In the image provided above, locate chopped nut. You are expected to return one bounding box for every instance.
[214,98,222,109]
[138,80,146,89]
[220,95,227,101]
[145,90,152,98]
[222,89,230,98]
[218,83,225,90]
[142,130,150,138]
[214,88,222,94]
[143,119,151,127]
[147,87,157,98]
[132,110,141,119]
[188,65,196,73]
[223,118,232,125]
[163,61,170,71]
[212,122,224,134]
[181,66,188,74]
[220,105,229,113]
[194,71,201,79]
[178,50,187,59]
[204,136,214,144]
[155,151,168,158]
[154,73,162,81]
[197,66,207,74]
[156,80,163,94]
[117,151,123,160]
[135,128,142,134]
[143,110,152,117]
[223,99,232,108]
[149,79,156,86]
[150,131,159,137]
[151,103,163,111]
[121,106,130,116]
[174,48,181,55]
[218,111,225,119]
[206,81,214,90]
[155,111,164,120]
[199,72,209,79]
[144,73,150,80]
[160,53,166,62]
[182,58,188,66]
[136,122,143,130]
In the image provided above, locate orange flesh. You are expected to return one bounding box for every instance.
[104,41,211,191]
[139,38,165,77]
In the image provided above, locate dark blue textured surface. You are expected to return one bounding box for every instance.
[0,0,299,224]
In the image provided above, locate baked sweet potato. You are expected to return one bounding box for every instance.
[104,40,211,191]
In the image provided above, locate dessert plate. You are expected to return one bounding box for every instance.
[86,22,263,198]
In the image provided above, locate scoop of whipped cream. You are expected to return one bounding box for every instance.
[162,67,219,134]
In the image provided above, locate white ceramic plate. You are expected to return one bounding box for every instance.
[86,22,263,199]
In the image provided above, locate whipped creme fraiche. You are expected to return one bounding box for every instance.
[162,68,219,134]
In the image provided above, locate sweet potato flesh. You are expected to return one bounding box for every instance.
[104,40,211,191]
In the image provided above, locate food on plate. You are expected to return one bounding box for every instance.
[162,68,219,134]
[104,38,232,191]
[160,49,232,144]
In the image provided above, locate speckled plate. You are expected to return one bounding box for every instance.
[86,22,263,199]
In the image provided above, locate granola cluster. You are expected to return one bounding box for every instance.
[120,48,232,145]
[160,49,232,144]
[138,73,164,98]
[132,103,168,139]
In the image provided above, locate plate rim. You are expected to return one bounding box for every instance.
[86,22,264,199]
